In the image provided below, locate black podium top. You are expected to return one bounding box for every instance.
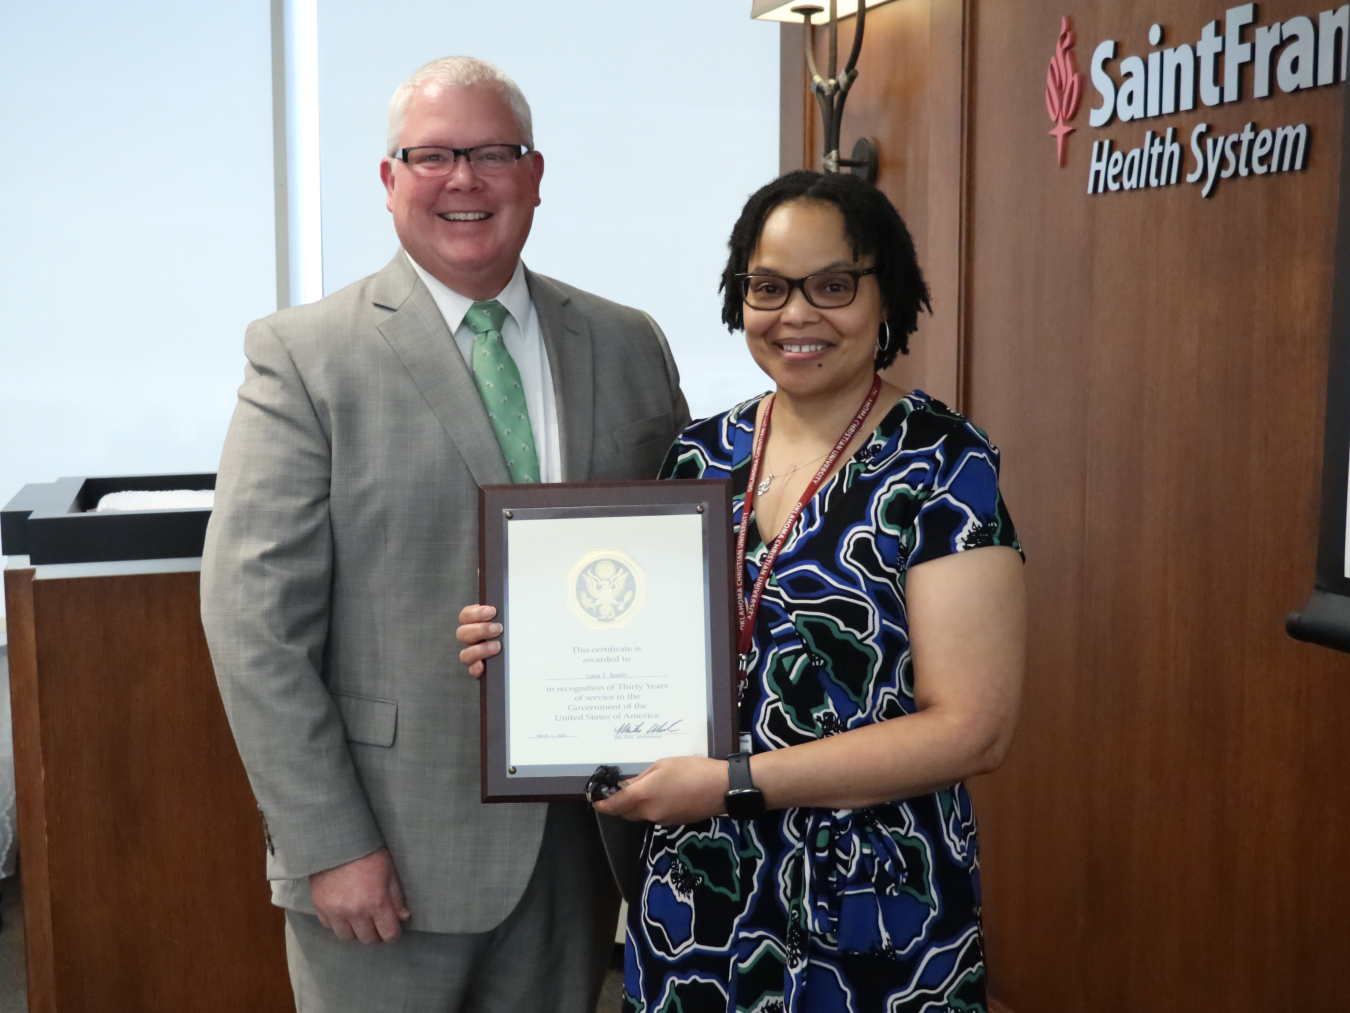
[1,474,215,565]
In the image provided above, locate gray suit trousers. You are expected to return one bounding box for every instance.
[285,803,620,1013]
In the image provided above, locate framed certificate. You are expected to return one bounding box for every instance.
[478,480,737,801]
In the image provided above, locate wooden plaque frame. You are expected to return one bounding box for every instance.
[478,480,737,802]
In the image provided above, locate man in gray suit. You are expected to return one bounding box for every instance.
[201,55,688,1012]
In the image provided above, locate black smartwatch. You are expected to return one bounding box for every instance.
[724,752,766,820]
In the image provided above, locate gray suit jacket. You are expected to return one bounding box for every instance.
[200,252,690,933]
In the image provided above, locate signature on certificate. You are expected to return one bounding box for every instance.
[614,719,684,736]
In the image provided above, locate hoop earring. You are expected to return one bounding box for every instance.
[878,320,892,355]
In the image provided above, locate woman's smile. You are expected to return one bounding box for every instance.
[772,337,835,360]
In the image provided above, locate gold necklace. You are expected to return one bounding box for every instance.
[756,448,832,496]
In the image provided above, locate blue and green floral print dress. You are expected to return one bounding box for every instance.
[622,390,1021,1013]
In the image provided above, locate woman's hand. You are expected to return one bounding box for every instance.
[593,756,729,825]
[456,604,501,678]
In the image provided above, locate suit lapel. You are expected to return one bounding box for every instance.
[373,253,511,487]
[528,269,594,482]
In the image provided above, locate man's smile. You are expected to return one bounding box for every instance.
[437,211,493,221]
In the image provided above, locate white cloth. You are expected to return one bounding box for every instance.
[406,254,562,483]
[95,489,216,512]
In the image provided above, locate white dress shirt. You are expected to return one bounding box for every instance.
[406,253,563,483]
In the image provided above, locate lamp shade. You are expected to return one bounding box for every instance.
[750,0,894,24]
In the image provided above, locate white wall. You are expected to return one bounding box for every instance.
[0,3,781,617]
[316,0,779,419]
[0,2,276,524]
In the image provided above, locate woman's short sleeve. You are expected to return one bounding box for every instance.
[659,429,717,480]
[658,401,760,482]
[903,414,1021,570]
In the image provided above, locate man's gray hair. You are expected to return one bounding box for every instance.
[386,56,534,156]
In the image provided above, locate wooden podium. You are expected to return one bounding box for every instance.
[3,554,293,1012]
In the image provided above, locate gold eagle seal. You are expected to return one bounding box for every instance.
[566,548,646,629]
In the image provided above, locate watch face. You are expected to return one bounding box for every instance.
[725,788,766,820]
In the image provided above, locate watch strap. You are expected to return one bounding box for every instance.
[727,751,756,792]
[724,752,766,820]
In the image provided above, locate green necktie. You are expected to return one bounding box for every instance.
[464,300,541,484]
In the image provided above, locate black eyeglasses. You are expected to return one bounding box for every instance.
[395,144,528,177]
[736,267,878,311]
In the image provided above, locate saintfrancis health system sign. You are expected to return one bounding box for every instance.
[1049,4,1346,198]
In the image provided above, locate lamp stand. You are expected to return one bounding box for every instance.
[795,1,879,183]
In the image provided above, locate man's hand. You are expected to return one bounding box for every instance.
[456,604,502,678]
[592,756,729,826]
[310,847,411,943]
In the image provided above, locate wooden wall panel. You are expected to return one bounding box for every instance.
[807,0,969,408]
[787,0,1350,1008]
[3,568,294,1012]
[781,23,808,176]
[965,2,1350,1009]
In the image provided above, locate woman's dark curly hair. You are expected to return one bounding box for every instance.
[719,171,930,370]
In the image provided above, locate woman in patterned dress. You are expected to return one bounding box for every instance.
[598,171,1025,1013]
[459,171,1025,1012]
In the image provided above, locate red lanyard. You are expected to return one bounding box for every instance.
[735,375,883,682]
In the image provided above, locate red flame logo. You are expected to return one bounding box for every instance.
[1046,16,1082,167]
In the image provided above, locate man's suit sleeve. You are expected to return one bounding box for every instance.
[201,318,384,881]
[640,310,693,432]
